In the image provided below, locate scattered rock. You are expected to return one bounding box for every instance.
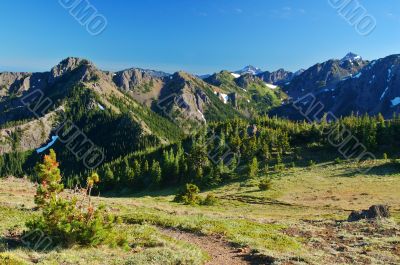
[348,205,390,222]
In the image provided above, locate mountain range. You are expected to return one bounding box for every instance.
[1,52,400,160]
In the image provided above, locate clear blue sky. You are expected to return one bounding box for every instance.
[0,0,399,74]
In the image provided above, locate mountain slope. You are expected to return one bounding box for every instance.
[156,71,241,130]
[328,54,400,117]
[112,68,169,107]
[270,54,400,119]
[283,53,368,100]
[0,58,184,168]
[234,65,263,75]
[257,68,294,85]
[204,71,287,117]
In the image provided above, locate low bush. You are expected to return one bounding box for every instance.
[200,194,219,206]
[259,177,273,191]
[334,157,342,164]
[25,150,126,248]
[273,163,285,172]
[0,253,26,265]
[174,184,201,205]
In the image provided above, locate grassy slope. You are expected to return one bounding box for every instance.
[0,159,399,264]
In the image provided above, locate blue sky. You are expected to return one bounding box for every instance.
[0,0,399,74]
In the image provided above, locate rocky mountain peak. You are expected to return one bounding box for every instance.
[257,69,294,85]
[49,57,92,84]
[341,52,362,63]
[294,69,305,76]
[235,65,263,76]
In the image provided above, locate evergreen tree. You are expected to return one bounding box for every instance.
[248,157,259,179]
[188,143,209,182]
[150,160,162,187]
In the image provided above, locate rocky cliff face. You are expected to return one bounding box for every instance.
[329,54,400,117]
[270,54,400,119]
[257,69,294,85]
[0,108,61,155]
[0,72,50,98]
[0,57,241,151]
[112,68,168,106]
[158,72,211,125]
[235,74,263,89]
[112,68,169,91]
[283,54,368,99]
[49,57,90,84]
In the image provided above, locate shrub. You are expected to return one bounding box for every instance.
[248,157,259,178]
[201,194,219,206]
[334,157,342,164]
[0,253,25,265]
[25,150,125,248]
[273,163,285,172]
[174,184,201,205]
[259,177,273,191]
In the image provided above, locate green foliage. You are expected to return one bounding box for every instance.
[248,157,259,178]
[334,157,343,164]
[273,163,285,172]
[0,253,26,265]
[25,150,124,248]
[259,177,273,191]
[6,111,400,195]
[150,160,162,188]
[174,184,201,205]
[200,193,219,206]
[33,150,63,207]
[0,151,32,177]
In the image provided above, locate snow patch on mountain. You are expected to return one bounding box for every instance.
[341,52,362,63]
[380,87,389,101]
[235,65,263,75]
[391,97,400,107]
[231,73,241,78]
[98,103,105,111]
[220,93,229,104]
[265,83,277,89]
[197,109,206,122]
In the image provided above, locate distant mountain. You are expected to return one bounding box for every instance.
[0,58,183,160]
[270,54,400,119]
[3,52,400,147]
[341,52,362,63]
[234,65,263,76]
[282,53,369,99]
[198,74,212,80]
[294,69,305,77]
[204,71,287,116]
[327,54,400,117]
[0,58,244,158]
[158,71,241,129]
[112,68,169,107]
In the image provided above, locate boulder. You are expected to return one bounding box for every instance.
[348,205,390,222]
